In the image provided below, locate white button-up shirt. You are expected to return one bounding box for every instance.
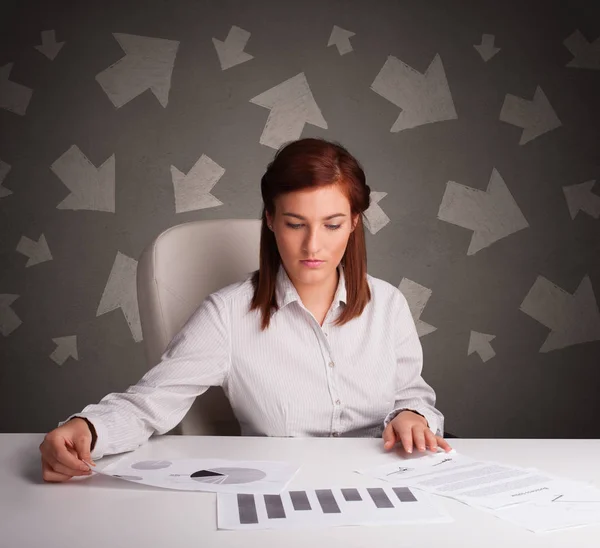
[60,265,444,460]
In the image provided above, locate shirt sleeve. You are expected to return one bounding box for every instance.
[57,293,231,460]
[382,288,445,437]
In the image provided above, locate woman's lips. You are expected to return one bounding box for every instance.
[301,260,324,268]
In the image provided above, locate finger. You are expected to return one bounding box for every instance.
[52,440,91,473]
[41,458,76,483]
[412,426,427,452]
[72,434,95,467]
[424,429,438,452]
[46,454,92,477]
[437,436,453,452]
[398,426,414,454]
[382,423,396,451]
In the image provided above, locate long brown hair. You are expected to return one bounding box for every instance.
[250,137,372,330]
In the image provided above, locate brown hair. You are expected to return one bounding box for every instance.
[250,137,372,330]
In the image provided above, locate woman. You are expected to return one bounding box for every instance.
[39,138,451,483]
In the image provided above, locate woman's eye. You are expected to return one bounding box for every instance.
[286,223,303,229]
[326,225,341,230]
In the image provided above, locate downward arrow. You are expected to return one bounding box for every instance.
[328,25,355,55]
[51,145,115,212]
[16,234,53,267]
[0,294,22,336]
[34,30,65,60]
[171,154,224,213]
[398,278,437,338]
[0,160,12,199]
[437,168,529,255]
[0,63,33,115]
[499,86,561,144]
[212,26,253,70]
[564,30,600,70]
[250,73,328,149]
[96,33,180,108]
[97,252,142,342]
[50,336,78,365]
[363,191,390,234]
[468,331,496,362]
[520,275,600,352]
[563,180,600,219]
[371,54,457,132]
[474,34,500,62]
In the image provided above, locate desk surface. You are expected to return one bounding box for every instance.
[3,434,600,547]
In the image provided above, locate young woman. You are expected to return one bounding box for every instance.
[40,138,451,482]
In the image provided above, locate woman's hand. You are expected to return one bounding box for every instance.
[382,410,452,454]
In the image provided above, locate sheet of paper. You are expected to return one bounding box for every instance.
[217,484,452,530]
[356,451,590,509]
[85,458,300,493]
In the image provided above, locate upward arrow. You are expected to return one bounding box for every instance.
[50,336,78,365]
[250,73,328,149]
[371,54,457,132]
[34,30,65,60]
[96,33,180,108]
[328,25,355,55]
[0,63,33,115]
[564,30,600,70]
[563,180,600,219]
[212,26,253,70]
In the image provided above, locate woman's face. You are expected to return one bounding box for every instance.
[266,185,358,290]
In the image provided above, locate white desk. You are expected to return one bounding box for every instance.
[3,434,599,547]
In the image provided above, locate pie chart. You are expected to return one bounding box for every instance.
[190,467,266,485]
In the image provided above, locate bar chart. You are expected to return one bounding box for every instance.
[218,485,451,529]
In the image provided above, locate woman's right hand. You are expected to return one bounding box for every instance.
[39,418,97,482]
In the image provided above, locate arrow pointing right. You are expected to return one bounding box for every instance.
[16,234,53,267]
[0,294,22,336]
[563,180,600,220]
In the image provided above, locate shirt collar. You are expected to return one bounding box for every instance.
[274,262,347,314]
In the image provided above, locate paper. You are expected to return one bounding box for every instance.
[85,458,300,493]
[356,451,590,510]
[217,485,452,530]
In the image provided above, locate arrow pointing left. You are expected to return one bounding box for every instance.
[0,294,22,336]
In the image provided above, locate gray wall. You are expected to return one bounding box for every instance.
[1,0,599,438]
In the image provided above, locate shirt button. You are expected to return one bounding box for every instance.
[335,399,341,405]
[332,432,340,437]
[328,361,335,368]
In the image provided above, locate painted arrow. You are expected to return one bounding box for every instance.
[171,154,224,213]
[250,72,328,149]
[97,252,142,342]
[371,53,457,132]
[437,168,529,255]
[563,180,600,220]
[328,25,355,55]
[16,234,53,267]
[520,275,600,352]
[50,336,78,365]
[564,30,600,70]
[96,33,180,108]
[0,294,22,336]
[468,331,496,362]
[499,86,561,144]
[51,145,115,212]
[0,63,33,115]
[474,34,500,62]
[363,191,390,234]
[398,278,437,338]
[0,160,12,199]
[212,25,253,70]
[34,30,65,60]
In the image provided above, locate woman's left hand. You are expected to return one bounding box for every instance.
[382,410,452,454]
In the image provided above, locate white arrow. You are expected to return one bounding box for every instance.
[564,30,600,70]
[0,294,22,336]
[97,252,142,342]
[328,25,355,55]
[468,331,496,362]
[563,180,600,220]
[51,145,115,212]
[172,154,224,213]
[50,336,78,365]
[371,54,457,132]
[398,278,437,338]
[0,160,12,199]
[437,168,529,255]
[16,234,53,267]
[520,275,600,352]
[474,34,500,62]
[363,191,390,234]
[499,86,561,145]
[212,25,253,70]
[0,63,33,115]
[96,33,179,108]
[34,30,65,60]
[250,73,328,149]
